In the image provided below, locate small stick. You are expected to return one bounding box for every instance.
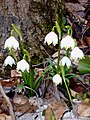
[0,82,15,120]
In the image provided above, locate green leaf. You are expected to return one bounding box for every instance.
[65,73,83,81]
[29,69,35,88]
[11,24,22,37]
[62,16,66,25]
[55,21,61,39]
[83,91,88,100]
[34,67,52,89]
[23,49,30,62]
[78,56,90,74]
[12,24,24,56]
[22,71,27,84]
[50,112,55,120]
[18,83,25,91]
[45,77,52,80]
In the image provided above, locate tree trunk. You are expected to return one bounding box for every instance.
[0,0,65,64]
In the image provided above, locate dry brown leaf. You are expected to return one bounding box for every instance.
[13,94,28,105]
[84,36,90,46]
[0,78,19,87]
[13,95,37,113]
[0,114,12,120]
[45,101,66,120]
[70,89,78,97]
[11,70,21,78]
[77,101,90,117]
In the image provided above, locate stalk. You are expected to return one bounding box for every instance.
[57,39,60,73]
[61,65,72,103]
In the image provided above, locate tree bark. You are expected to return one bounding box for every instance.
[0,0,65,63]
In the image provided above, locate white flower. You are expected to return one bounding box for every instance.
[52,74,62,85]
[71,47,84,61]
[4,36,19,50]
[61,35,75,50]
[60,56,71,68]
[17,59,29,72]
[4,56,15,67]
[44,31,58,46]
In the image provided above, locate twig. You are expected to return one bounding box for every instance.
[0,82,15,120]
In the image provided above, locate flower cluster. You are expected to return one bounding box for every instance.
[44,32,84,85]
[4,36,29,72]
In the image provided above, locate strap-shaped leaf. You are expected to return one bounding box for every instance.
[12,24,21,37]
[78,56,90,74]
[55,21,61,39]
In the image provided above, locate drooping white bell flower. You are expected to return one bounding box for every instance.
[4,36,19,50]
[71,47,84,61]
[52,74,62,85]
[60,56,71,68]
[44,31,58,46]
[61,35,75,50]
[17,59,29,72]
[4,56,15,67]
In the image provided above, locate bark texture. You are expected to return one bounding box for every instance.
[0,0,65,63]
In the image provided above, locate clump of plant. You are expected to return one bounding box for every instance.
[44,20,84,105]
[3,24,45,97]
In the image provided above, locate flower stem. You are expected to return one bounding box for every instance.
[10,48,18,62]
[66,49,69,57]
[61,65,72,103]
[57,39,60,73]
[20,35,24,56]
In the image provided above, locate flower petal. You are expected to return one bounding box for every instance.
[71,47,84,61]
[4,56,15,67]
[17,59,29,72]
[44,32,58,46]
[61,35,75,50]
[60,56,71,68]
[52,74,62,85]
[4,36,19,50]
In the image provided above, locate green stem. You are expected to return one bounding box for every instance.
[61,65,72,103]
[10,48,18,62]
[57,39,60,73]
[11,30,14,36]
[66,49,69,57]
[55,21,61,73]
[20,35,24,56]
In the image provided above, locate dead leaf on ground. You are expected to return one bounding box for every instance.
[0,114,12,120]
[84,36,90,46]
[0,78,20,87]
[11,70,21,78]
[13,94,37,113]
[77,100,90,117]
[45,101,66,120]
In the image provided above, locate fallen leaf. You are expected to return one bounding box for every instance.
[0,114,12,120]
[45,101,66,120]
[11,70,21,78]
[77,101,90,117]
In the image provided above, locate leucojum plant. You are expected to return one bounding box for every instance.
[44,21,84,106]
[3,24,45,97]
